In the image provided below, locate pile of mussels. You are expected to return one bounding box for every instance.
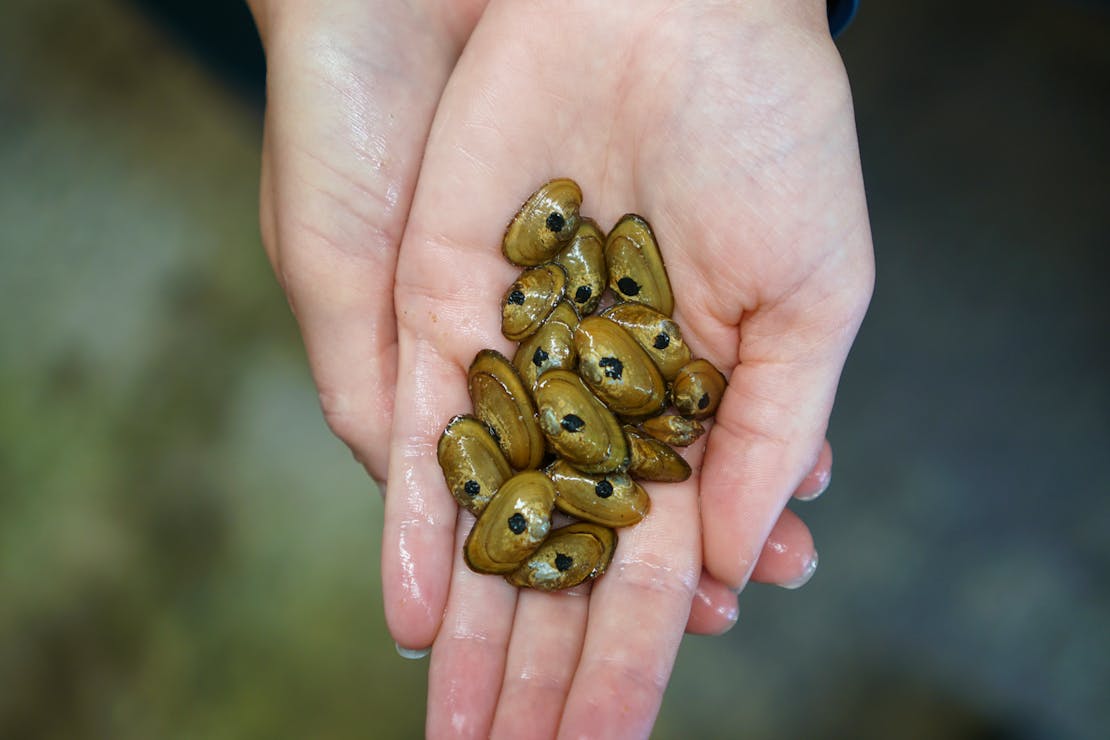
[437,179,726,591]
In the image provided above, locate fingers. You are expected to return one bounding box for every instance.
[258,5,468,481]
[794,438,833,501]
[425,513,519,740]
[685,570,739,636]
[489,585,591,739]
[556,478,701,740]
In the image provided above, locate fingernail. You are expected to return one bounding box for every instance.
[395,643,431,660]
[779,550,819,590]
[795,469,831,502]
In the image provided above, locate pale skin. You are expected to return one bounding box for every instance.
[249,0,872,737]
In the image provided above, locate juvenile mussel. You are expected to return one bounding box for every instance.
[437,178,729,592]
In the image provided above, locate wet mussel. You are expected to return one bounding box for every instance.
[438,179,728,591]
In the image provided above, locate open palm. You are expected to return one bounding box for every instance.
[382,2,873,737]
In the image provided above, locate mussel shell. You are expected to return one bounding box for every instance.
[605,214,674,316]
[513,300,579,390]
[464,471,556,574]
[546,459,649,528]
[437,414,512,515]
[574,316,667,419]
[505,522,616,591]
[533,369,630,475]
[502,179,583,266]
[553,218,607,316]
[672,359,727,420]
[641,414,705,447]
[501,263,568,342]
[624,425,692,482]
[468,349,546,470]
[601,302,692,381]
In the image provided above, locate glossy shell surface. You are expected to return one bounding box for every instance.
[468,349,546,470]
[465,471,556,574]
[642,414,705,447]
[547,459,649,528]
[501,262,567,342]
[513,300,579,390]
[574,316,667,419]
[533,370,629,474]
[437,415,512,515]
[625,425,692,482]
[505,522,617,591]
[553,218,607,316]
[602,302,692,381]
[605,214,674,316]
[502,179,583,266]
[672,359,727,420]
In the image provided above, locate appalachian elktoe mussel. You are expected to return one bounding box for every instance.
[437,178,728,591]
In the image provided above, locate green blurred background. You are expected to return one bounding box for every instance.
[1,1,1107,738]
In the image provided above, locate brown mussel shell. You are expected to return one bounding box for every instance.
[641,414,705,447]
[601,302,692,381]
[574,316,667,419]
[502,179,583,266]
[605,214,674,316]
[533,369,630,475]
[624,425,692,482]
[437,415,512,515]
[672,359,728,420]
[553,218,607,316]
[465,471,556,574]
[468,349,546,470]
[505,522,616,591]
[513,299,579,390]
[547,459,649,528]
[501,262,568,342]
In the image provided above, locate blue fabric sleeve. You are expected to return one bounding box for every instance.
[828,0,859,37]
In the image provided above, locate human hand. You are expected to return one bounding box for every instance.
[382,1,873,736]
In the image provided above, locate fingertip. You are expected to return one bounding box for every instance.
[794,438,833,501]
[749,507,818,589]
[685,570,740,636]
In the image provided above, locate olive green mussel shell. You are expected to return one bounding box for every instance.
[505,522,617,591]
[546,459,649,528]
[605,214,674,316]
[513,300,579,391]
[501,262,567,342]
[641,414,705,447]
[574,316,667,419]
[533,369,630,475]
[624,425,692,482]
[601,302,692,381]
[468,349,546,470]
[552,218,607,316]
[465,471,556,574]
[438,415,513,515]
[672,359,728,420]
[502,179,583,266]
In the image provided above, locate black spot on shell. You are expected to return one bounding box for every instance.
[595,479,614,498]
[507,289,525,305]
[698,393,710,410]
[617,277,640,296]
[507,513,527,535]
[464,480,480,497]
[599,356,623,380]
[546,212,565,233]
[561,414,585,433]
[653,333,670,350]
[532,347,549,367]
[574,285,592,304]
[555,553,573,571]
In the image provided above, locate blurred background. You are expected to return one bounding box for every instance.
[1,0,1107,737]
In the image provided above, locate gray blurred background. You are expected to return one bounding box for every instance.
[1,1,1107,738]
